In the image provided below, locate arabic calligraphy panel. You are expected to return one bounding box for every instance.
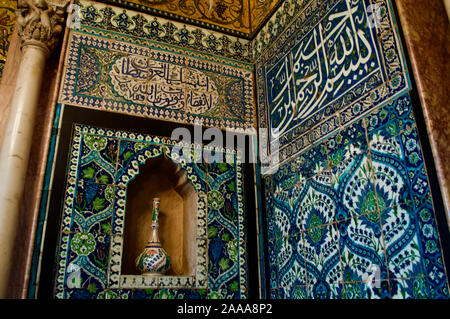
[60,31,255,131]
[258,0,408,161]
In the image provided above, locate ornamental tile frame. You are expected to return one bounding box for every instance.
[92,0,284,38]
[54,124,248,299]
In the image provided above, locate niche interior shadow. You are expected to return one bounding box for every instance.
[121,155,197,277]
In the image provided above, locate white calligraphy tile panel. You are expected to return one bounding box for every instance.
[60,31,255,132]
[257,0,410,164]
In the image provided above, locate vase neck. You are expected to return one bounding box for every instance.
[152,198,160,223]
[149,198,161,243]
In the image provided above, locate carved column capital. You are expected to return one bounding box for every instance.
[16,0,68,55]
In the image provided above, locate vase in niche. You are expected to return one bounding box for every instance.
[136,198,171,275]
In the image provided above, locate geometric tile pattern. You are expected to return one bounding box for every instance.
[265,94,450,298]
[53,125,247,299]
[256,0,410,164]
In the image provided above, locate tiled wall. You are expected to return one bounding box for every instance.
[256,0,450,298]
[53,125,248,299]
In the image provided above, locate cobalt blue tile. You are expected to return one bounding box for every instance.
[298,179,336,229]
[71,182,114,234]
[338,212,389,283]
[66,232,110,289]
[304,224,341,286]
[273,185,301,237]
[331,154,377,220]
[79,136,118,184]
[343,280,391,299]
[131,289,159,299]
[308,282,344,299]
[390,277,430,299]
[277,233,307,289]
[267,238,279,289]
[381,202,426,280]
[272,158,299,191]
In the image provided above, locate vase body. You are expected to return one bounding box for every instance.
[136,198,171,275]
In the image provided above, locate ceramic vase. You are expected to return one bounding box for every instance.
[136,198,171,275]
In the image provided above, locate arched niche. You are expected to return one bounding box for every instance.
[121,154,197,277]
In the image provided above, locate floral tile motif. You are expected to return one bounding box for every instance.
[307,282,344,299]
[279,285,308,299]
[390,277,430,299]
[54,125,248,299]
[71,182,114,234]
[278,233,307,292]
[272,186,301,238]
[331,154,377,220]
[304,224,342,289]
[343,280,390,299]
[382,202,425,280]
[299,179,336,229]
[338,212,389,284]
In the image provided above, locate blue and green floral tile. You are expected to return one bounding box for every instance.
[343,280,391,299]
[267,238,279,289]
[97,289,131,299]
[274,236,293,288]
[64,287,103,299]
[370,140,412,210]
[298,179,336,229]
[278,233,307,290]
[265,191,281,241]
[71,182,114,234]
[279,285,308,299]
[381,202,425,280]
[365,94,415,136]
[398,127,432,204]
[272,158,299,192]
[330,154,377,221]
[207,237,239,294]
[66,232,111,290]
[413,197,450,298]
[131,288,159,299]
[272,185,301,238]
[338,212,389,283]
[390,277,430,299]
[326,119,368,168]
[154,289,194,300]
[79,135,118,185]
[218,274,242,299]
[304,224,342,288]
[307,282,344,299]
[301,142,328,179]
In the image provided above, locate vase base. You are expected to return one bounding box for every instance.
[141,272,166,276]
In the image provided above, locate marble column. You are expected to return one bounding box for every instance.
[0,0,66,298]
